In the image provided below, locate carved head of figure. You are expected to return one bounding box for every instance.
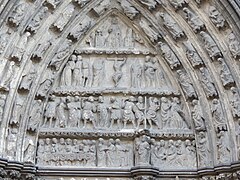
[175,140,182,147]
[45,138,51,145]
[77,55,82,61]
[73,139,78,145]
[109,138,115,145]
[185,139,191,146]
[198,132,206,139]
[230,87,237,94]
[228,32,236,42]
[38,139,44,146]
[129,96,135,102]
[145,56,151,62]
[212,98,219,105]
[98,96,104,103]
[52,138,58,144]
[160,140,165,147]
[151,57,157,64]
[59,138,65,145]
[70,54,77,61]
[168,139,174,147]
[88,96,94,102]
[138,96,143,103]
[66,138,72,145]
[192,99,198,106]
[91,140,96,146]
[161,97,168,103]
[110,97,116,103]
[74,96,80,102]
[172,97,180,103]
[115,139,121,145]
[25,31,31,38]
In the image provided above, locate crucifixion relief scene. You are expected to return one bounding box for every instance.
[0,0,240,179]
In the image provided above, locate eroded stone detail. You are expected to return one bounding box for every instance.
[208,6,226,29]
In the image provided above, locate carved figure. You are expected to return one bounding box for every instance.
[11,32,31,62]
[135,135,151,165]
[183,41,203,67]
[134,96,146,129]
[53,4,75,32]
[170,97,188,129]
[176,69,197,98]
[105,16,122,48]
[82,60,91,87]
[97,138,107,167]
[8,2,27,27]
[208,6,226,29]
[0,61,15,91]
[200,31,222,59]
[27,100,42,132]
[124,28,134,48]
[139,18,160,42]
[197,132,210,167]
[144,56,157,88]
[26,7,48,33]
[106,139,115,167]
[169,0,188,10]
[160,13,185,40]
[92,59,105,87]
[56,98,67,128]
[191,100,206,131]
[44,0,61,9]
[0,94,6,123]
[211,99,227,132]
[217,131,231,164]
[24,139,35,163]
[82,96,96,128]
[72,55,82,87]
[69,18,92,40]
[228,32,240,60]
[146,97,160,129]
[93,0,110,16]
[118,0,138,19]
[138,0,162,10]
[0,29,11,54]
[109,97,122,129]
[32,38,53,61]
[158,42,180,69]
[97,96,109,128]
[183,7,205,33]
[112,58,126,87]
[67,96,81,127]
[199,67,218,98]
[19,67,36,91]
[73,0,90,7]
[115,139,130,166]
[123,96,136,129]
[161,97,172,129]
[61,59,75,87]
[43,96,57,128]
[49,39,72,70]
[218,58,234,87]
[37,78,53,98]
[6,128,18,160]
[9,96,23,125]
[131,63,143,88]
[230,87,240,118]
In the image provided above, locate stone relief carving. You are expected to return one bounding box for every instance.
[158,42,181,69]
[36,137,132,167]
[93,0,110,16]
[112,58,126,87]
[52,4,75,32]
[26,7,48,34]
[216,131,231,164]
[0,61,15,91]
[10,32,31,63]
[217,58,234,87]
[117,0,139,20]
[228,32,240,60]
[139,18,161,43]
[7,1,28,27]
[44,0,62,10]
[23,138,35,163]
[27,100,43,132]
[73,0,90,8]
[159,12,185,40]
[191,99,206,131]
[36,71,54,99]
[0,94,6,124]
[31,37,53,61]
[183,7,205,33]
[49,39,72,70]
[200,31,222,60]
[6,128,18,160]
[230,87,240,119]
[19,66,36,91]
[135,135,151,166]
[211,99,227,132]
[199,67,218,98]
[0,29,11,54]
[169,0,188,10]
[68,17,92,41]
[183,41,204,67]
[137,0,162,10]
[208,6,226,29]
[176,69,197,99]
[9,95,24,125]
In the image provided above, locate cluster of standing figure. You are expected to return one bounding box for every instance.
[37,137,131,167]
[43,95,190,130]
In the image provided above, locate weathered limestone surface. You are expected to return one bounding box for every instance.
[0,0,240,179]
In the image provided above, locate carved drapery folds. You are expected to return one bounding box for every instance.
[0,0,239,179]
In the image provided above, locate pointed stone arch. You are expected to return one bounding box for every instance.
[0,0,240,179]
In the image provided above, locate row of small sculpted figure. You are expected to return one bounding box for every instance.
[43,95,189,130]
[37,137,132,167]
[37,136,196,168]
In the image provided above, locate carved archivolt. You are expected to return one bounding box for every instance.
[0,0,240,179]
